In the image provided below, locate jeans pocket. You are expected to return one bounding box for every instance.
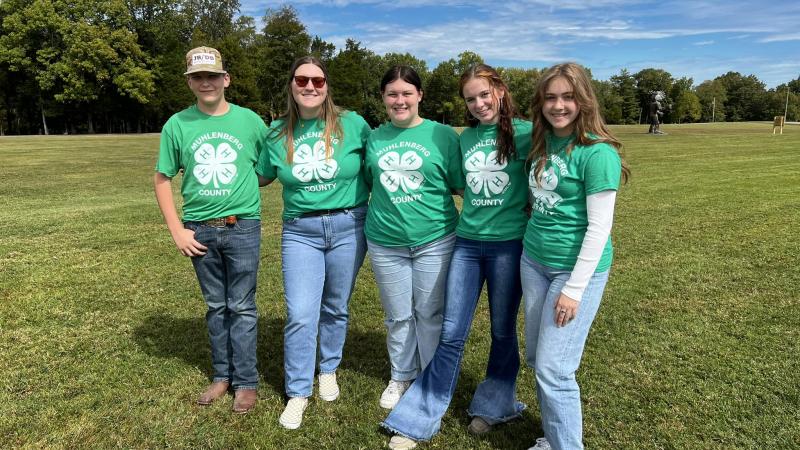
[235,219,261,233]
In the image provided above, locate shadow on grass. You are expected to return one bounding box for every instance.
[133,314,388,397]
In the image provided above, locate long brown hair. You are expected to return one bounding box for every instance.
[459,64,518,163]
[273,56,343,162]
[529,62,630,184]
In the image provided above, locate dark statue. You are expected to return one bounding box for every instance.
[648,91,665,134]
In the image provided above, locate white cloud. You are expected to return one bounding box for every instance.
[760,33,800,43]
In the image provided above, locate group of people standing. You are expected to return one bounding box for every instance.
[155,46,629,450]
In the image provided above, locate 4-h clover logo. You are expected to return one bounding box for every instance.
[378,150,424,193]
[530,166,562,209]
[465,150,509,198]
[292,141,338,183]
[193,142,237,188]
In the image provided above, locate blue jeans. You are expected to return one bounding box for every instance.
[382,237,525,441]
[367,233,456,381]
[521,252,609,450]
[185,218,261,390]
[281,206,367,398]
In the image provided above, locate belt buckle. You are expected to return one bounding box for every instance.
[206,217,226,227]
[205,216,236,227]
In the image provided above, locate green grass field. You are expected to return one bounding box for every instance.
[1,122,798,449]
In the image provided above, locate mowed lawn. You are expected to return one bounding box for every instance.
[0,122,798,449]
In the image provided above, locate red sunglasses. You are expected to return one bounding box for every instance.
[294,75,326,89]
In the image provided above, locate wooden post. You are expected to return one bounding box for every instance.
[773,116,785,135]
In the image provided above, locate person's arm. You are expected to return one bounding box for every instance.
[553,190,616,327]
[154,172,207,257]
[258,175,274,187]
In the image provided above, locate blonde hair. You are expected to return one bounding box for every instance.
[272,56,343,162]
[529,62,630,184]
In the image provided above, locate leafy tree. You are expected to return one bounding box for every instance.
[787,76,800,93]
[257,5,311,120]
[0,0,154,134]
[127,0,193,131]
[609,69,639,124]
[423,59,459,125]
[593,79,623,124]
[669,77,699,123]
[634,68,673,122]
[328,39,382,125]
[215,16,262,115]
[695,79,727,122]
[184,0,240,43]
[673,91,701,123]
[454,51,484,75]
[310,36,336,64]
[500,67,540,119]
[767,84,800,122]
[715,72,766,121]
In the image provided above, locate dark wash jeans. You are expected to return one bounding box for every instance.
[382,237,525,441]
[184,218,260,390]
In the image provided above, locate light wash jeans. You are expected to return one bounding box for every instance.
[185,218,261,390]
[521,252,609,450]
[367,233,456,381]
[382,237,525,441]
[281,206,367,398]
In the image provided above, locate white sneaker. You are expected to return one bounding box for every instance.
[279,397,308,430]
[528,437,552,450]
[379,379,412,409]
[318,372,339,401]
[388,435,418,449]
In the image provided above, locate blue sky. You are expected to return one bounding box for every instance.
[240,1,800,88]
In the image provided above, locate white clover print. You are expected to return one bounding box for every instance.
[291,141,338,183]
[378,150,424,193]
[193,142,237,188]
[530,166,563,209]
[465,150,509,198]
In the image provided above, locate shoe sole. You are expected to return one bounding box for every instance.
[379,399,398,409]
[279,418,302,430]
[388,438,417,449]
[319,390,339,401]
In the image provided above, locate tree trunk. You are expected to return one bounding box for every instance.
[40,102,49,135]
[88,111,94,134]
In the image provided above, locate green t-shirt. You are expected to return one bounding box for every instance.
[256,111,371,221]
[523,133,621,271]
[364,119,462,247]
[456,118,532,241]
[155,103,267,222]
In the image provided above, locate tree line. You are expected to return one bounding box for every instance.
[1,0,798,135]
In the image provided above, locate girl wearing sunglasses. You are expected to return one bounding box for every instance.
[256,56,371,430]
[363,65,462,416]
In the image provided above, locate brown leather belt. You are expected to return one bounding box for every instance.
[202,215,238,227]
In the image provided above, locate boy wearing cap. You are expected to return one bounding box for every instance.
[154,46,267,414]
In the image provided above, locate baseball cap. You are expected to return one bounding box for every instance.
[184,46,226,75]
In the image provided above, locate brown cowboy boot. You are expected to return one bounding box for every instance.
[232,389,257,414]
[197,381,230,405]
